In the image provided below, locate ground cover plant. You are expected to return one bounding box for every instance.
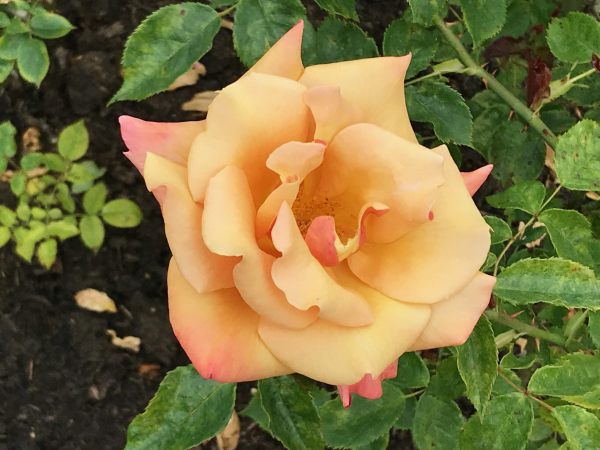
[1,0,600,449]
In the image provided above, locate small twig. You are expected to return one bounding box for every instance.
[217,4,237,17]
[496,368,554,412]
[485,310,567,347]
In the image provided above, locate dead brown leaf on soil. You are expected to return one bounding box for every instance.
[216,410,240,450]
[182,90,219,112]
[167,62,207,91]
[106,329,141,353]
[74,288,117,313]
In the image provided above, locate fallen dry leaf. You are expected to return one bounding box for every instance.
[182,90,219,112]
[137,363,161,379]
[75,288,117,313]
[22,127,42,153]
[167,62,207,91]
[221,19,233,30]
[586,191,600,201]
[106,329,141,353]
[216,410,240,450]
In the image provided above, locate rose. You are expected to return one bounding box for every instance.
[119,21,494,406]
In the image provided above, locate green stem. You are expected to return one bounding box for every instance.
[565,310,589,347]
[496,368,554,412]
[217,4,237,16]
[485,310,566,347]
[433,17,558,148]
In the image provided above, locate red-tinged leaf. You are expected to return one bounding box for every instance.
[484,36,528,60]
[527,58,551,108]
[593,54,600,73]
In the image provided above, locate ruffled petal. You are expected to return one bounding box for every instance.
[337,360,398,408]
[202,166,318,328]
[299,56,416,142]
[248,20,304,80]
[168,259,291,382]
[187,73,312,204]
[119,115,204,173]
[348,145,491,304]
[410,273,496,350]
[144,153,236,293]
[258,263,431,385]
[271,203,373,327]
[462,164,494,196]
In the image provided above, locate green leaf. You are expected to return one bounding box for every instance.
[67,161,106,193]
[589,312,600,349]
[494,258,600,310]
[46,220,79,241]
[352,433,389,450]
[0,58,13,83]
[83,183,108,215]
[14,225,46,262]
[383,16,439,78]
[546,12,600,64]
[456,315,497,415]
[240,390,271,434]
[319,383,405,448]
[5,16,28,34]
[80,215,105,251]
[0,226,10,248]
[528,353,600,409]
[58,120,89,161]
[308,17,378,65]
[460,393,533,450]
[112,3,220,103]
[552,405,600,450]
[0,121,17,158]
[406,81,472,145]
[408,0,447,26]
[0,12,9,28]
[0,205,16,228]
[16,202,30,221]
[10,172,26,195]
[427,357,466,400]
[313,0,358,20]
[125,365,236,450]
[390,352,430,389]
[412,395,464,450]
[395,395,416,430]
[0,33,27,60]
[457,0,507,45]
[37,238,57,269]
[500,352,538,370]
[486,181,546,215]
[30,207,46,220]
[44,153,68,172]
[16,37,49,86]
[30,10,74,39]
[484,216,512,244]
[101,199,142,228]
[539,209,600,273]
[555,119,600,191]
[56,183,75,213]
[20,152,44,171]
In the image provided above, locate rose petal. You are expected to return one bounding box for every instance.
[299,56,416,142]
[258,263,431,385]
[462,164,494,196]
[187,73,312,204]
[168,259,291,382]
[337,360,398,407]
[202,166,318,328]
[410,273,496,350]
[348,145,490,304]
[119,115,204,174]
[248,20,304,80]
[144,153,237,293]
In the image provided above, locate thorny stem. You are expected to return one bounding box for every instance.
[433,17,558,148]
[485,310,567,347]
[496,368,554,412]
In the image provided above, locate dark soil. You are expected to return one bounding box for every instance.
[0,1,420,449]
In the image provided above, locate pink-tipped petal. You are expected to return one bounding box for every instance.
[249,20,305,80]
[337,360,398,407]
[119,115,204,174]
[462,164,494,196]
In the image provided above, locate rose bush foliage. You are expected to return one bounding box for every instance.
[119,21,493,405]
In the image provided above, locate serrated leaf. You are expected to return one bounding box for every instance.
[308,16,378,65]
[258,376,324,450]
[412,395,464,450]
[484,216,512,244]
[383,16,439,78]
[240,390,271,434]
[319,383,405,448]
[30,10,74,39]
[46,220,79,241]
[406,81,472,145]
[460,393,533,450]
[395,395,416,430]
[313,0,357,20]
[391,352,430,389]
[457,0,507,44]
[0,226,10,248]
[492,367,522,395]
[546,12,600,64]
[80,215,105,251]
[455,316,497,415]
[500,352,538,370]
[101,199,142,228]
[528,353,600,409]
[58,120,89,161]
[0,58,13,83]
[112,3,220,103]
[353,433,389,450]
[555,120,600,191]
[83,183,108,215]
[16,37,48,86]
[37,238,57,269]
[539,209,600,273]
[408,0,447,26]
[0,121,17,158]
[427,356,466,400]
[552,405,600,450]
[125,365,236,450]
[494,258,600,309]
[486,181,546,214]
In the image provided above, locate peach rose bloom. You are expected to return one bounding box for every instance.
[119,21,495,406]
